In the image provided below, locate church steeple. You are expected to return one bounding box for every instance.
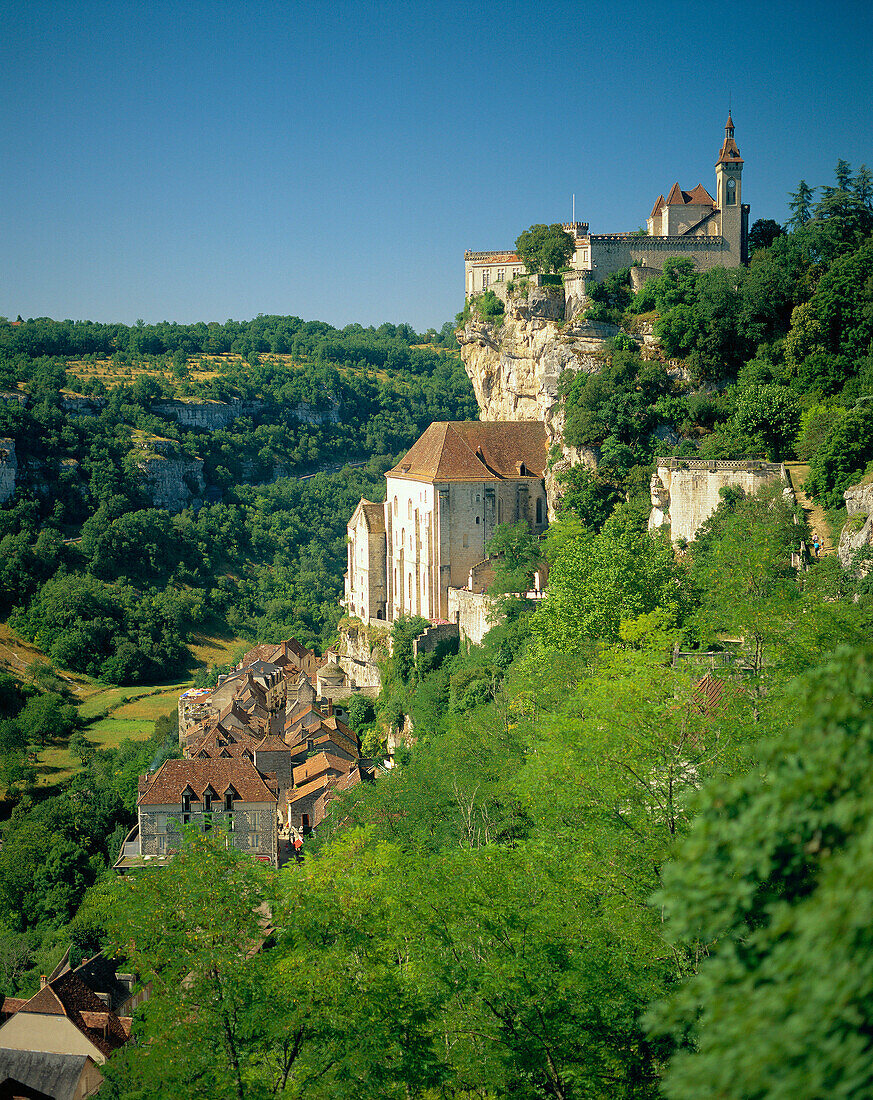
[717,113,743,165]
[714,113,746,262]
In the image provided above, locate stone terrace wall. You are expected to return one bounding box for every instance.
[649,458,786,545]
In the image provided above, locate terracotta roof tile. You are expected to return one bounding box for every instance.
[665,182,716,207]
[293,751,353,787]
[387,421,548,484]
[137,759,279,806]
[649,194,666,219]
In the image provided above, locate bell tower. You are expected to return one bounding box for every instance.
[715,114,747,261]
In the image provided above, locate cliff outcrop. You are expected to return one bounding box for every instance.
[457,286,624,512]
[839,478,873,574]
[130,438,205,511]
[0,438,17,503]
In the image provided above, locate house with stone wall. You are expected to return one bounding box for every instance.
[116,758,279,869]
[465,116,748,309]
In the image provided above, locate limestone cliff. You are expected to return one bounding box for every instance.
[839,478,873,574]
[457,286,622,512]
[0,438,17,503]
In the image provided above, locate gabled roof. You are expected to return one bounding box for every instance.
[3,972,132,1059]
[137,759,278,806]
[386,421,548,484]
[350,498,386,534]
[293,751,353,787]
[664,182,716,207]
[649,194,666,218]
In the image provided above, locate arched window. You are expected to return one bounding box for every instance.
[408,499,412,519]
[726,177,736,206]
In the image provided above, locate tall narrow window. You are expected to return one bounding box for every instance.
[536,498,543,524]
[726,178,736,206]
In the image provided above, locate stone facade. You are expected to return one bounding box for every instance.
[345,500,388,622]
[447,587,496,647]
[465,116,748,300]
[345,422,548,626]
[135,759,279,866]
[648,458,786,544]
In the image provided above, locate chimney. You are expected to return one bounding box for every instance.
[40,975,47,989]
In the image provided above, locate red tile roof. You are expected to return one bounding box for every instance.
[386,421,548,484]
[293,751,353,787]
[137,759,278,805]
[664,182,716,207]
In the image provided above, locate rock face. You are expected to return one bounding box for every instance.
[134,453,205,511]
[154,398,264,430]
[457,286,623,514]
[839,479,873,574]
[334,621,390,690]
[0,438,17,503]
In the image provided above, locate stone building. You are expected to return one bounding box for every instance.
[345,420,548,624]
[465,115,748,301]
[119,759,279,868]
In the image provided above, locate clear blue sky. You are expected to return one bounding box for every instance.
[2,0,871,332]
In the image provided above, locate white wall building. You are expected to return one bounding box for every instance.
[345,421,548,624]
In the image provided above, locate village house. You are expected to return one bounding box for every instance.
[115,758,280,870]
[464,116,748,302]
[0,964,134,1098]
[178,638,326,739]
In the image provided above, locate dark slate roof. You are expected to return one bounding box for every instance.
[0,1050,92,1100]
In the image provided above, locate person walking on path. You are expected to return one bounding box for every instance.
[293,834,303,863]
[812,534,821,559]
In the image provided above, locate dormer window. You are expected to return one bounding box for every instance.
[224,788,236,812]
[181,788,194,814]
[203,786,217,813]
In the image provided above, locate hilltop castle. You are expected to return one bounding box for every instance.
[464,115,748,302]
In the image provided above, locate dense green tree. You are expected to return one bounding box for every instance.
[649,646,873,1100]
[533,509,685,652]
[747,217,784,251]
[732,383,801,459]
[787,178,816,229]
[515,224,575,275]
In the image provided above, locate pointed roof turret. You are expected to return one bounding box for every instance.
[717,114,743,165]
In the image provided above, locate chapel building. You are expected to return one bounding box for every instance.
[345,420,548,624]
[465,115,748,299]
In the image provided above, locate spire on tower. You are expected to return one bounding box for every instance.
[716,113,742,166]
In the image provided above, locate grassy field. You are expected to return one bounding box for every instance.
[0,620,250,793]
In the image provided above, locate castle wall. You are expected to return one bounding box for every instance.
[447,588,496,646]
[588,235,735,282]
[649,458,786,544]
